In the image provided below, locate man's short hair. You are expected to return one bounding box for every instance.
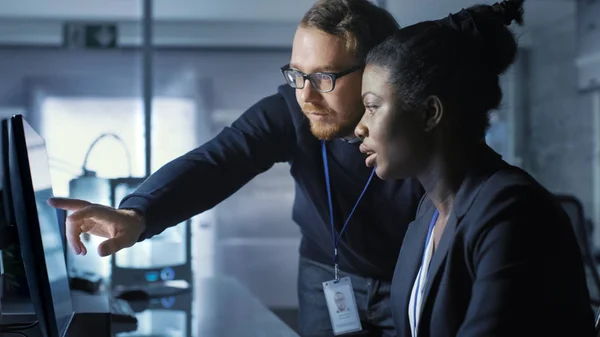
[301,0,400,63]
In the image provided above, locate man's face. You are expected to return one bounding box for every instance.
[334,292,346,310]
[289,25,364,140]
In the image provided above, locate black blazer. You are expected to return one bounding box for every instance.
[391,146,596,337]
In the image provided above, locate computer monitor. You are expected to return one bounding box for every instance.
[0,118,8,317]
[1,118,18,315]
[1,118,17,249]
[1,118,15,231]
[7,114,74,337]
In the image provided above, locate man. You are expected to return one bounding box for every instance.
[49,1,424,336]
[335,292,348,313]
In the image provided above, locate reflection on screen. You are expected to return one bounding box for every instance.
[23,120,73,335]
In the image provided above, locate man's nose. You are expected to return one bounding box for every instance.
[300,79,320,102]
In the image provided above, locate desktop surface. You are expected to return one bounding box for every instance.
[112,276,299,337]
[2,276,299,337]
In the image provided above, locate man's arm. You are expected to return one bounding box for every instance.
[119,93,296,240]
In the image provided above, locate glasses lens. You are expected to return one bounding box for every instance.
[283,69,304,88]
[310,73,334,92]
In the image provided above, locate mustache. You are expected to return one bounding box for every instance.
[302,103,334,114]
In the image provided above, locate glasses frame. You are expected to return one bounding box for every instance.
[280,64,363,93]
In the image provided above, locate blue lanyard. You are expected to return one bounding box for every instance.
[412,209,439,334]
[321,140,376,280]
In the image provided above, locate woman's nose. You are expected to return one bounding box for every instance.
[355,120,369,140]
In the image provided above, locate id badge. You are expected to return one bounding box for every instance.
[322,276,362,335]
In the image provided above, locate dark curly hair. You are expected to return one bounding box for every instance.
[366,0,524,142]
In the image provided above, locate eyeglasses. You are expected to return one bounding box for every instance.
[280,64,363,93]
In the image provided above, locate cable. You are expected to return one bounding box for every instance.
[81,133,133,177]
[1,332,27,337]
[0,320,37,336]
[0,320,38,331]
[49,157,84,176]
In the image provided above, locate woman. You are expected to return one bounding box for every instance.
[354,1,596,336]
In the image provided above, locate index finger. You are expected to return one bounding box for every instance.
[47,197,92,212]
[67,205,113,224]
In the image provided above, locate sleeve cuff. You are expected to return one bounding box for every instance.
[118,195,154,242]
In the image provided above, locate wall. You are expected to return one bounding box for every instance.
[0,0,312,48]
[0,0,570,36]
[0,48,290,108]
[1,0,580,49]
[0,19,300,48]
[0,0,314,21]
[575,0,600,246]
[525,16,595,218]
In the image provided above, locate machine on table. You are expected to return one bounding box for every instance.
[66,175,193,336]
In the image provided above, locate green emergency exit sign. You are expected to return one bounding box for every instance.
[63,23,118,49]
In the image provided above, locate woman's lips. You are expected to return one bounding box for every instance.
[365,153,377,167]
[359,144,377,167]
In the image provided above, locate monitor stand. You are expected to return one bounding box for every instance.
[1,291,111,337]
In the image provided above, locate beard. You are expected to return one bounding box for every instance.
[302,103,358,140]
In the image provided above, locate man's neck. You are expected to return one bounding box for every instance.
[341,134,361,144]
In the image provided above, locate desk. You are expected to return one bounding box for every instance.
[116,276,299,336]
[1,277,299,337]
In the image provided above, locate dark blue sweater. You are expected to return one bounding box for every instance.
[119,85,425,281]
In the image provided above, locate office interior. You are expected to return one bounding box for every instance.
[0,0,599,336]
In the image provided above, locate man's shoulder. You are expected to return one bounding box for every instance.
[227,84,311,147]
[243,85,305,124]
[251,85,299,113]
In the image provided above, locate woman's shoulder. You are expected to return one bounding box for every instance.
[464,165,570,237]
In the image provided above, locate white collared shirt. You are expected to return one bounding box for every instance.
[408,231,436,337]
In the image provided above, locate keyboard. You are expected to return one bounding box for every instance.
[110,298,138,324]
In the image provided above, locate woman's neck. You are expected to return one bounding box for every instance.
[417,143,477,218]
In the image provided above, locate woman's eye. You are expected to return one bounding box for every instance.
[364,105,378,114]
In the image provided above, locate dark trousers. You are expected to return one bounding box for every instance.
[297,257,396,337]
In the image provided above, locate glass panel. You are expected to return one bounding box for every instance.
[41,97,145,197]
[114,97,197,269]
[40,97,145,278]
[151,97,197,171]
[113,182,188,269]
[42,97,199,270]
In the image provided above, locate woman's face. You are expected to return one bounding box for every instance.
[355,65,429,180]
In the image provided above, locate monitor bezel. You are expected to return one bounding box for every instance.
[2,118,15,230]
[8,114,74,337]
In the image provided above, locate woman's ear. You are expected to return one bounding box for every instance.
[421,95,444,132]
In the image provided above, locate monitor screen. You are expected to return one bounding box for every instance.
[23,119,73,335]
